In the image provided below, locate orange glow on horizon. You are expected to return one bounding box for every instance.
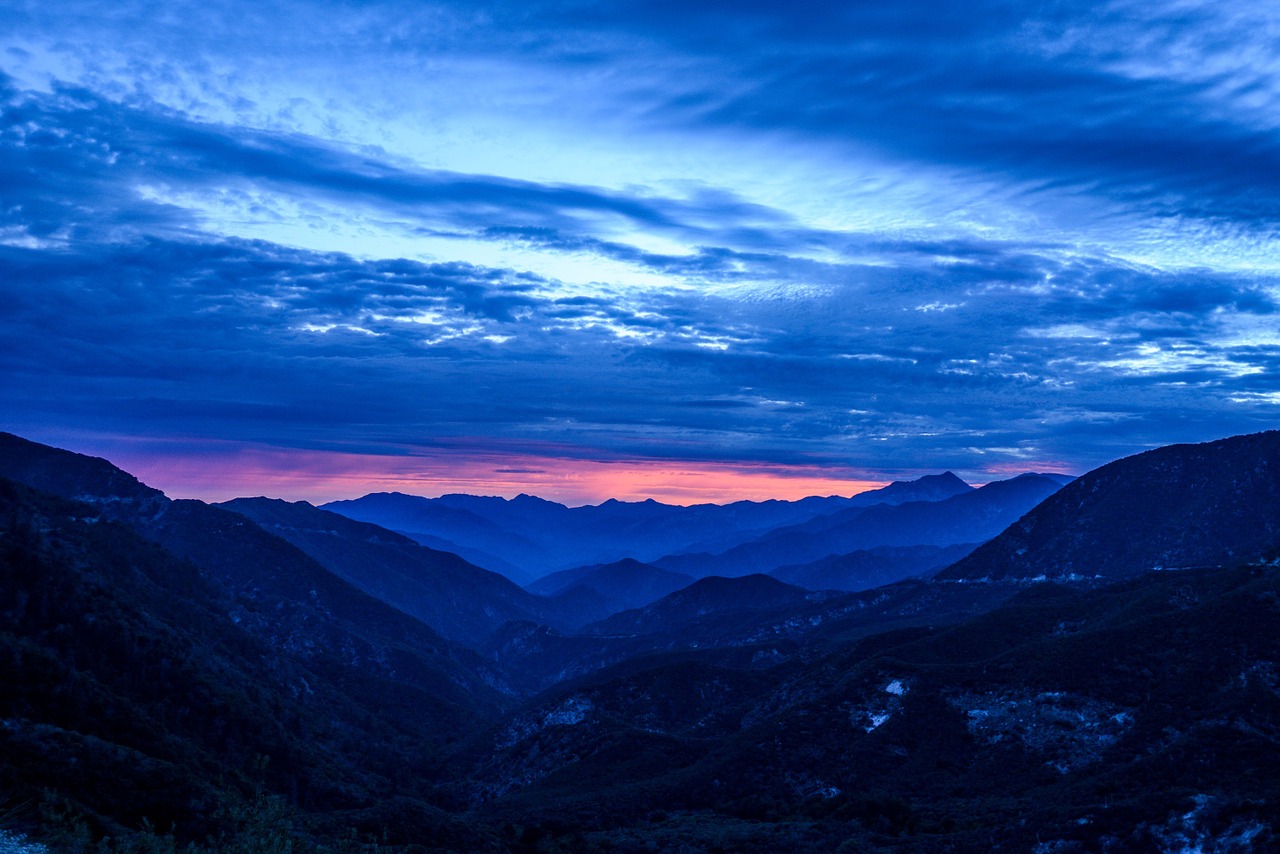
[49,433,890,506]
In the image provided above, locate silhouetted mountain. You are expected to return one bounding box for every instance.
[526,558,696,613]
[455,562,1280,851]
[219,497,588,647]
[0,475,497,849]
[850,470,975,505]
[0,436,164,503]
[321,473,976,580]
[0,433,510,720]
[939,431,1280,583]
[770,543,979,591]
[656,473,1066,578]
[670,472,977,556]
[11,427,1280,852]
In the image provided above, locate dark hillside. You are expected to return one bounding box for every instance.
[0,433,509,716]
[221,497,586,646]
[940,430,1280,582]
[0,478,496,850]
[458,563,1280,851]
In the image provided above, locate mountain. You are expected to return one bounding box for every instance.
[318,492,549,584]
[454,562,1280,851]
[769,543,979,591]
[320,472,976,580]
[0,475,498,850]
[11,427,1280,851]
[655,473,1066,578]
[483,573,1027,696]
[939,430,1280,583]
[0,436,512,708]
[218,497,588,647]
[526,558,696,613]
[393,530,534,586]
[579,574,830,638]
[667,472,977,556]
[845,470,975,505]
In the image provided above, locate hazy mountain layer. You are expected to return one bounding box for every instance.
[218,497,599,646]
[321,472,976,580]
[526,558,696,614]
[655,473,1066,578]
[769,543,979,591]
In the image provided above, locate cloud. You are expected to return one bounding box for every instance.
[4,3,1280,500]
[5,222,1278,492]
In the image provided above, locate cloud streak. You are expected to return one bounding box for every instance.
[3,1,1280,502]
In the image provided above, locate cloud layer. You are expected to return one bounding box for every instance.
[3,1,1279,502]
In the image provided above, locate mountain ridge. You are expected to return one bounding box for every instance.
[653,472,1066,579]
[218,496,593,646]
[939,430,1280,582]
[320,471,986,580]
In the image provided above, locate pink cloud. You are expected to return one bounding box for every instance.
[34,430,887,506]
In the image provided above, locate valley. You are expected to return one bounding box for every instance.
[1,431,1278,851]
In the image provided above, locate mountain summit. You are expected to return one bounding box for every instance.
[939,430,1280,582]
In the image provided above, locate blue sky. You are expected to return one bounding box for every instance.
[3,0,1279,503]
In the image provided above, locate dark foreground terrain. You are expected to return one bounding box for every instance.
[1,431,1279,851]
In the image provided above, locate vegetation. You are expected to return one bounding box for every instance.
[2,431,1280,850]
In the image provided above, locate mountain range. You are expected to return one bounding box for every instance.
[525,558,696,615]
[651,472,1066,579]
[319,470,984,581]
[217,497,600,646]
[1,429,1279,851]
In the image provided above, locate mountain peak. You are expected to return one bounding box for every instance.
[847,470,975,508]
[510,492,564,508]
[0,431,165,503]
[939,429,1280,582]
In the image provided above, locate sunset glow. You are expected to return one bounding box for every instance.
[46,432,889,506]
[5,1,1280,501]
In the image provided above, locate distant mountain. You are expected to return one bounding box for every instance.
[655,473,1066,578]
[393,528,534,586]
[848,470,975,505]
[527,558,696,613]
[669,472,976,556]
[319,492,550,584]
[219,497,588,647]
[580,574,829,638]
[320,473,975,580]
[939,431,1280,583]
[770,543,979,591]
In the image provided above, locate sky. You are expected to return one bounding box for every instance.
[3,1,1280,505]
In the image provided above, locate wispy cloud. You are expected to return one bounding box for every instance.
[3,1,1280,501]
